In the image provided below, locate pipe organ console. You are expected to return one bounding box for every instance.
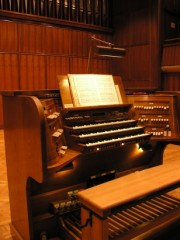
[1,76,180,240]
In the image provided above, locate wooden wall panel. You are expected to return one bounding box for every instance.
[112,0,160,89]
[162,73,180,91]
[45,27,70,55]
[111,51,130,84]
[69,31,114,58]
[0,20,18,52]
[161,45,180,90]
[19,23,45,53]
[130,45,151,81]
[46,56,69,89]
[70,30,90,57]
[69,57,111,74]
[113,3,150,47]
[130,8,150,45]
[70,57,88,73]
[92,58,111,74]
[113,45,152,89]
[113,15,131,47]
[162,45,180,66]
[19,55,46,89]
[0,53,19,128]
[0,54,19,90]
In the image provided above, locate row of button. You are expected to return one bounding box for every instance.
[138,118,169,123]
[134,106,170,110]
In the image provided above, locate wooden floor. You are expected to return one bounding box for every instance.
[0,130,13,240]
[0,129,179,239]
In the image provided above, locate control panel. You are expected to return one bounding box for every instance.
[127,93,180,138]
[40,98,67,166]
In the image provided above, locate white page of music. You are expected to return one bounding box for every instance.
[68,74,120,106]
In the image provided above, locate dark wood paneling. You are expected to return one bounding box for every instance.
[130,45,151,81]
[111,52,131,86]
[69,30,114,58]
[19,54,46,89]
[0,53,19,128]
[162,73,180,91]
[161,44,180,90]
[112,15,131,47]
[112,9,153,52]
[117,45,153,89]
[0,20,18,52]
[92,58,111,74]
[113,44,157,89]
[162,45,180,66]
[70,30,90,57]
[19,23,45,53]
[112,0,160,89]
[0,54,19,89]
[45,26,70,55]
[69,57,89,73]
[18,22,71,55]
[130,8,150,45]
[69,57,111,74]
[46,56,69,89]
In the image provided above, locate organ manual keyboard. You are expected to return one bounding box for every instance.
[61,105,151,153]
[1,75,180,240]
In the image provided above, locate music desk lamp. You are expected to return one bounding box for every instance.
[87,35,126,73]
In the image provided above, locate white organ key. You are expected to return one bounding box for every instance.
[72,120,136,130]
[77,126,143,138]
[82,133,150,147]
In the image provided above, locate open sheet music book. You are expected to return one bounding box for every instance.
[58,74,125,108]
[67,74,122,107]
